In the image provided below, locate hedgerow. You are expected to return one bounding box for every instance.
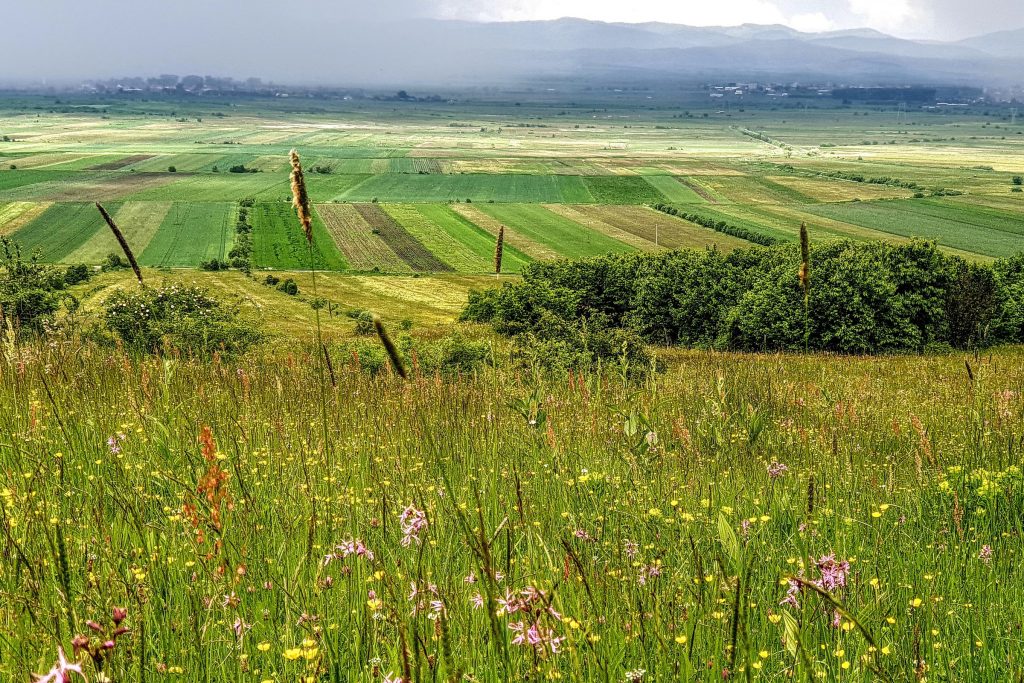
[464,240,1022,354]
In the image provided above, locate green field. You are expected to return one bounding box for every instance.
[9,202,112,261]
[0,96,1021,269]
[804,199,1024,258]
[1,92,1024,683]
[478,203,637,258]
[384,204,531,273]
[139,202,235,267]
[251,201,348,270]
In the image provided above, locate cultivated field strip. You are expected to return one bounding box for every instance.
[450,203,562,261]
[313,203,412,273]
[139,202,236,268]
[805,200,1024,258]
[543,204,659,252]
[385,204,530,273]
[10,201,116,261]
[66,201,173,264]
[352,203,453,272]
[0,201,51,236]
[0,171,177,202]
[571,205,752,251]
[641,175,707,203]
[250,202,347,271]
[126,174,290,202]
[88,154,156,171]
[479,203,636,258]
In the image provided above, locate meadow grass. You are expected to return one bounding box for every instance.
[0,341,1021,681]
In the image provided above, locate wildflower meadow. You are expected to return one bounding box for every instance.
[0,339,1021,681]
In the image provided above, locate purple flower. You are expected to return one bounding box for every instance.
[980,545,993,564]
[400,505,428,547]
[780,578,801,609]
[768,461,789,479]
[815,555,850,592]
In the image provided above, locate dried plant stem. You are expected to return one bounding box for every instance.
[494,225,505,278]
[374,315,407,379]
[799,222,811,352]
[95,202,143,285]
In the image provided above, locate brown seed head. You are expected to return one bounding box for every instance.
[289,150,313,244]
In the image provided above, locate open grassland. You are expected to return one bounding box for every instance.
[139,202,235,267]
[251,202,347,271]
[71,269,485,338]
[0,97,1021,267]
[1,337,1022,681]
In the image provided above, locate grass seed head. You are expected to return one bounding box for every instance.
[494,225,505,276]
[289,150,313,244]
[799,222,810,295]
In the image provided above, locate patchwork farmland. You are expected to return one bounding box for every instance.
[0,96,1022,273]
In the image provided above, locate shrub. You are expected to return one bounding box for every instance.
[63,263,92,286]
[103,283,262,356]
[463,240,1015,355]
[0,238,87,332]
[992,253,1024,343]
[102,253,129,271]
[276,278,299,296]
[351,310,375,335]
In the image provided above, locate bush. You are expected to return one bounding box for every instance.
[992,253,1024,343]
[63,263,92,286]
[103,283,262,356]
[463,240,1017,355]
[276,279,299,296]
[1013,176,1023,186]
[200,258,229,272]
[102,253,129,271]
[350,310,375,335]
[0,238,88,332]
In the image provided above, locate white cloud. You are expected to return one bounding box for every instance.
[847,0,919,30]
[789,12,836,33]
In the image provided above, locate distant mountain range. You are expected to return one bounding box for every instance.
[377,19,1024,87]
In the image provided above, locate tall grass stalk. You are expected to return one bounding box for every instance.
[494,225,505,278]
[95,202,143,285]
[799,222,811,352]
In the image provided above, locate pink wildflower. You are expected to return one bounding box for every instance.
[33,647,85,683]
[815,555,850,592]
[400,505,428,547]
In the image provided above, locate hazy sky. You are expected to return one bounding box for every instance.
[4,0,1021,83]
